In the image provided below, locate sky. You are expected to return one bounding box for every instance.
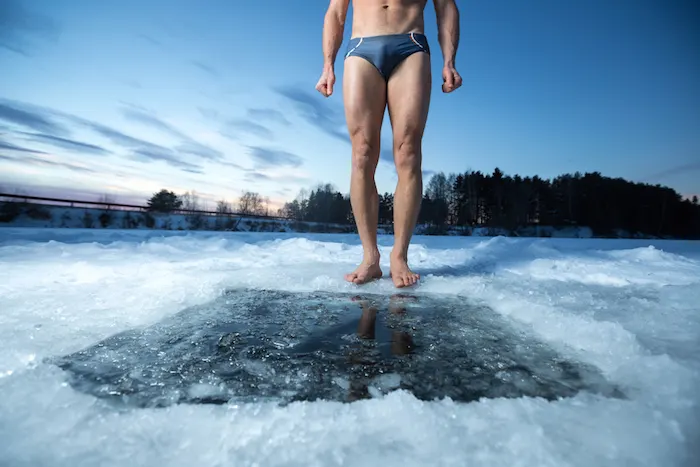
[0,0,698,211]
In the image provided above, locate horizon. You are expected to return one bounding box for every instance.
[1,0,699,211]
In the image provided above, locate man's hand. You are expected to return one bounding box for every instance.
[441,64,462,93]
[315,66,336,97]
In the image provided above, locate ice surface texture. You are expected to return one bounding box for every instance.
[1,228,699,467]
[52,289,622,407]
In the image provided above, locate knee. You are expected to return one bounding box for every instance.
[394,137,421,175]
[351,137,379,174]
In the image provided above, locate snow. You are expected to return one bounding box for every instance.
[0,227,699,467]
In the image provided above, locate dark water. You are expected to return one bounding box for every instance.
[50,288,623,408]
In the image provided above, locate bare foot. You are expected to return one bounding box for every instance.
[389,255,420,288]
[345,257,383,284]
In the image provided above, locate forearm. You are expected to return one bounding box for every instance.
[435,0,459,66]
[322,6,347,69]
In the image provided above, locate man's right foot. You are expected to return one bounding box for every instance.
[344,258,383,284]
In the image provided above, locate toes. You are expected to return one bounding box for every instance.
[392,272,419,288]
[354,272,372,284]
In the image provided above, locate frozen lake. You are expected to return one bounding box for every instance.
[1,228,699,466]
[53,289,622,407]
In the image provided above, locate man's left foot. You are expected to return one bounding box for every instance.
[389,255,420,288]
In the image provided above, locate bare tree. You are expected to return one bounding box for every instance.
[216,199,232,215]
[294,188,310,220]
[180,190,201,211]
[238,191,264,215]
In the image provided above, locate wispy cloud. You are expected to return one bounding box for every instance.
[227,119,275,139]
[0,99,69,135]
[17,131,110,156]
[198,107,220,121]
[0,152,96,174]
[219,160,245,170]
[28,157,97,174]
[0,0,60,56]
[0,139,46,154]
[247,108,290,126]
[120,104,224,161]
[121,105,188,140]
[131,147,202,173]
[191,60,219,77]
[0,98,205,173]
[0,98,248,174]
[247,146,303,169]
[175,141,223,161]
[72,116,174,155]
[642,162,700,182]
[274,85,348,143]
[136,33,163,47]
[243,169,310,185]
[245,171,271,181]
[220,107,293,142]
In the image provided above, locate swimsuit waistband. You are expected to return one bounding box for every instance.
[349,32,427,41]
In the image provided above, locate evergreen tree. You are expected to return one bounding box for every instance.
[147,189,182,213]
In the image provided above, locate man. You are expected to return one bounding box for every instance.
[315,0,461,288]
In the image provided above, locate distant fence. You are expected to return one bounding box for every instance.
[0,193,291,221]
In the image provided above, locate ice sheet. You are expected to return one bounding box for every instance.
[1,227,699,467]
[49,289,623,407]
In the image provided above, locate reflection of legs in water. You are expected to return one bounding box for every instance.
[354,295,414,354]
[345,296,415,402]
[392,331,414,355]
[356,301,377,339]
[388,294,414,355]
[347,298,378,402]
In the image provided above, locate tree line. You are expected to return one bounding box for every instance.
[422,169,699,238]
[146,189,273,217]
[276,169,699,238]
[144,168,700,238]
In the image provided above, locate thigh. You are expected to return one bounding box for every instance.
[343,56,387,153]
[386,52,432,144]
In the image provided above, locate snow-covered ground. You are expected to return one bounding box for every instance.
[0,227,698,467]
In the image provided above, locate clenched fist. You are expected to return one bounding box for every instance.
[441,64,462,93]
[315,66,336,97]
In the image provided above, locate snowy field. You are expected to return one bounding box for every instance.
[0,227,699,467]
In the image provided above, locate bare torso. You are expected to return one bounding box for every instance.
[349,0,428,38]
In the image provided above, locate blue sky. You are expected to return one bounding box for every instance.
[1,0,698,210]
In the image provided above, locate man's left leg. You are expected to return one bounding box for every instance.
[386,50,432,288]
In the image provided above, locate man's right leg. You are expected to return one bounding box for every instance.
[342,55,387,284]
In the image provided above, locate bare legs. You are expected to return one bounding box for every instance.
[343,56,386,284]
[342,51,431,287]
[387,52,432,287]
